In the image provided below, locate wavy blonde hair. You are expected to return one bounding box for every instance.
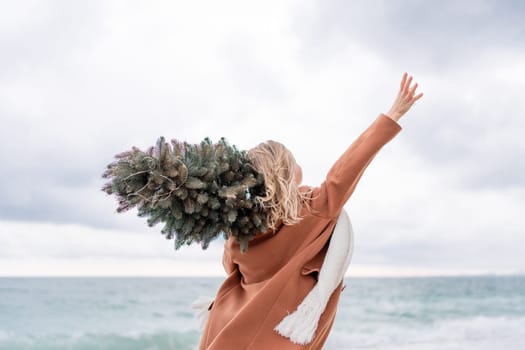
[247,140,314,231]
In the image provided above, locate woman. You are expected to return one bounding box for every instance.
[198,73,423,349]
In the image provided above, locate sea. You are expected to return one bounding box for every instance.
[0,276,524,350]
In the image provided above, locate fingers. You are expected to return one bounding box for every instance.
[412,92,424,102]
[407,93,424,110]
[402,73,422,99]
[400,72,407,91]
[395,72,424,113]
[403,75,413,95]
[409,82,418,97]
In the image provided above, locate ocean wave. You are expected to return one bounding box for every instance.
[325,316,525,350]
[2,316,524,350]
[0,329,201,350]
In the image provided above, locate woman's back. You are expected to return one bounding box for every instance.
[199,113,403,349]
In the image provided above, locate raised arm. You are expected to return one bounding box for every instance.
[309,72,424,218]
[309,113,402,218]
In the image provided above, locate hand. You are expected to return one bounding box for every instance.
[386,72,423,122]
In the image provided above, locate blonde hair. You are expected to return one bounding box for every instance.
[247,140,314,231]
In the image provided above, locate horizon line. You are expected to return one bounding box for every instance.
[2,272,524,278]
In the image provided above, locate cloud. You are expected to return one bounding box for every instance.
[0,0,105,78]
[290,0,525,70]
[0,219,224,259]
[0,0,523,276]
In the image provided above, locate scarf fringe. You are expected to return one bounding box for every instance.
[274,293,324,344]
[191,295,215,330]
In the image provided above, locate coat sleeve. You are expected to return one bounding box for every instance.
[309,113,402,218]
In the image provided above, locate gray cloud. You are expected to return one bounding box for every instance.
[1,0,523,275]
[0,1,104,78]
[291,0,525,71]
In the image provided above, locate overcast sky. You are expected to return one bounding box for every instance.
[1,0,524,277]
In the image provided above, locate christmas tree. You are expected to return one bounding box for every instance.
[101,136,268,253]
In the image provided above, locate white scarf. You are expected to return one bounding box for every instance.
[192,208,355,345]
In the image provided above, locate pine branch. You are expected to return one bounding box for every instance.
[101,136,268,253]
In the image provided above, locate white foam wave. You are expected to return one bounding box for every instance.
[325,316,525,350]
[0,328,200,350]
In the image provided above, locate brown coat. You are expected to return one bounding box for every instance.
[198,113,402,349]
